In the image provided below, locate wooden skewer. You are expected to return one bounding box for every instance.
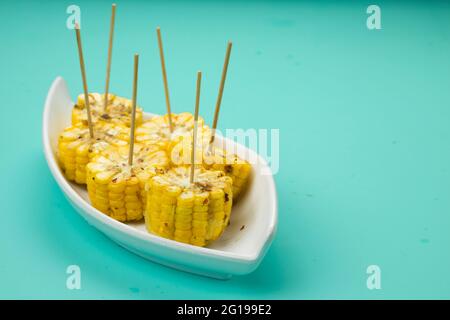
[75,24,94,138]
[156,27,173,132]
[190,71,202,184]
[210,41,232,145]
[104,3,117,110]
[128,54,139,166]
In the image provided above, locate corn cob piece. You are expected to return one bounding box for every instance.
[204,148,251,200]
[170,130,252,199]
[145,166,233,247]
[72,93,143,127]
[135,112,206,152]
[58,122,130,184]
[86,144,169,222]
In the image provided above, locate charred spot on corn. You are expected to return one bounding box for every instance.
[195,181,212,192]
[225,193,230,202]
[101,113,111,120]
[155,168,166,175]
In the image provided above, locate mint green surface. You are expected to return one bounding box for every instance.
[1,0,450,299]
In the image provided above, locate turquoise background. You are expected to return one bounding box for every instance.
[1,0,449,299]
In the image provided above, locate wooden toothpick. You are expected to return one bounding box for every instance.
[210,41,232,145]
[156,27,173,132]
[75,24,94,138]
[190,71,202,184]
[128,54,139,166]
[104,3,117,110]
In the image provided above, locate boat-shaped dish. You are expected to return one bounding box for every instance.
[42,77,277,279]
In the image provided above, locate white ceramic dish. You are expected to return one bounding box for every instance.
[42,77,277,279]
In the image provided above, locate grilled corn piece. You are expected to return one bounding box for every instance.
[170,130,252,199]
[86,144,169,222]
[58,122,130,184]
[204,148,251,199]
[145,166,233,246]
[72,93,143,127]
[136,112,206,152]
